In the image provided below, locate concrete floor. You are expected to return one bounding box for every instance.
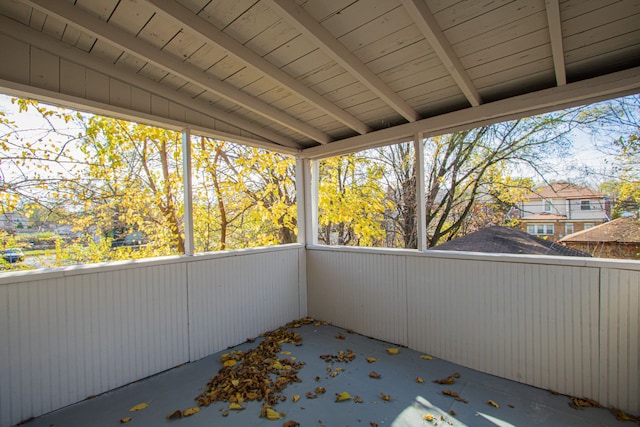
[22,321,625,427]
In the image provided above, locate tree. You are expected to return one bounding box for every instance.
[318,155,389,246]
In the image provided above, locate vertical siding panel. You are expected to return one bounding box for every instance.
[60,59,86,98]
[30,47,59,91]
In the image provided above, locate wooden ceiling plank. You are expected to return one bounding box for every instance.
[266,0,420,123]
[23,0,331,144]
[0,14,300,150]
[302,66,640,159]
[400,0,481,107]
[545,0,567,86]
[146,0,370,135]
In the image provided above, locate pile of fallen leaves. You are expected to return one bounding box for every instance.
[194,318,311,420]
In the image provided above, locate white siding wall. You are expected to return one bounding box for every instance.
[307,247,640,414]
[0,245,303,427]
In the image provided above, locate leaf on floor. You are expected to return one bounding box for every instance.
[354,395,364,403]
[366,357,377,363]
[283,421,300,427]
[442,389,468,403]
[423,414,435,421]
[369,371,381,379]
[416,377,424,383]
[386,348,399,355]
[487,400,499,408]
[610,407,640,423]
[315,387,326,395]
[265,408,283,420]
[229,402,245,410]
[306,392,317,399]
[166,409,182,420]
[433,375,455,384]
[335,333,346,339]
[119,417,132,424]
[380,392,391,401]
[128,403,148,412]
[335,391,352,402]
[419,355,432,360]
[569,396,600,409]
[291,395,300,402]
[182,407,200,417]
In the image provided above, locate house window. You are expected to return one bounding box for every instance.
[544,199,552,212]
[527,224,554,235]
[580,200,591,210]
[584,223,594,230]
[565,223,574,235]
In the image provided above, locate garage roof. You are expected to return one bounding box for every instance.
[0,0,639,158]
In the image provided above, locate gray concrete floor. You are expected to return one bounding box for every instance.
[22,321,625,427]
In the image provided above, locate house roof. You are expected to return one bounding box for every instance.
[526,181,607,200]
[430,225,591,257]
[0,1,639,158]
[559,217,640,244]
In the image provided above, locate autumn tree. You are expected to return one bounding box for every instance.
[318,154,389,246]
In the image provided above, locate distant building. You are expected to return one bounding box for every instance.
[519,181,610,240]
[0,212,29,231]
[559,217,640,260]
[430,226,591,257]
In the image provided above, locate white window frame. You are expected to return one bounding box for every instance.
[580,200,591,211]
[544,199,553,212]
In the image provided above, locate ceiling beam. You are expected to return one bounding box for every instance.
[266,0,420,123]
[400,0,481,107]
[0,15,301,151]
[302,66,640,159]
[23,0,332,145]
[146,0,371,136]
[545,0,567,86]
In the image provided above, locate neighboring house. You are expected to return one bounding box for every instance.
[519,181,610,240]
[0,212,29,231]
[430,226,591,257]
[559,217,640,260]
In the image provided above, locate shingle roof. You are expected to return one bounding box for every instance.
[559,218,640,243]
[526,181,607,200]
[430,226,591,257]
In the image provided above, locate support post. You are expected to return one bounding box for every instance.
[182,128,194,255]
[304,159,319,245]
[415,132,427,252]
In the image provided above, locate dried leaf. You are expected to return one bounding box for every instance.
[183,407,200,417]
[291,395,300,402]
[370,422,378,427]
[335,391,352,402]
[433,376,455,385]
[306,392,317,399]
[379,392,391,401]
[487,400,499,408]
[366,357,377,363]
[420,355,433,360]
[416,377,424,383]
[315,387,326,395]
[265,408,283,420]
[229,402,245,411]
[335,333,345,340]
[223,359,236,368]
[221,410,229,417]
[453,372,461,378]
[280,351,292,355]
[166,409,182,420]
[449,410,457,416]
[283,421,300,427]
[442,389,468,403]
[423,414,435,421]
[120,417,132,424]
[129,403,148,412]
[369,371,381,379]
[386,348,399,355]
[611,407,640,422]
[354,395,364,403]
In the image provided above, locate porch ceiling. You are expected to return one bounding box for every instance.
[0,0,639,157]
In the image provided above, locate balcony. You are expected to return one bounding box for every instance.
[1,245,638,426]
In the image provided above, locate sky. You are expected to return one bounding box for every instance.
[0,93,625,190]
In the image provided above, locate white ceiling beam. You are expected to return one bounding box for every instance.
[400,0,481,107]
[146,0,371,136]
[266,0,420,123]
[0,15,302,152]
[545,0,567,86]
[23,0,332,145]
[302,66,640,159]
